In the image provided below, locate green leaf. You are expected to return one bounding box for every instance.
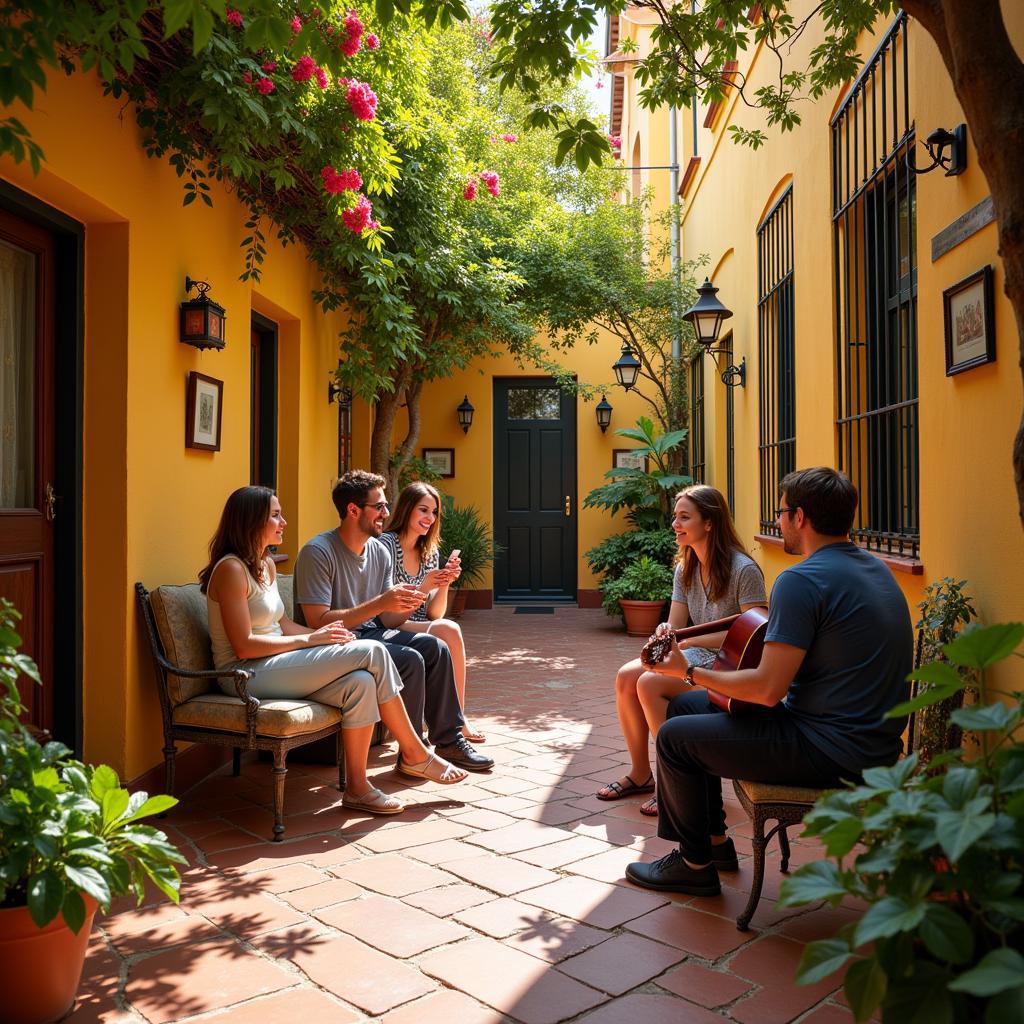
[61,890,87,934]
[122,793,178,824]
[777,861,848,907]
[934,807,995,862]
[64,865,111,906]
[795,937,852,985]
[886,681,963,718]
[949,948,1024,996]
[820,816,863,857]
[843,957,887,1022]
[90,764,119,801]
[101,787,130,827]
[907,661,965,688]
[943,623,1024,670]
[942,765,980,809]
[854,896,926,945]
[918,904,974,965]
[951,703,1016,733]
[27,869,65,927]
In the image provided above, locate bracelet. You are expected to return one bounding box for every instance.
[684,661,697,686]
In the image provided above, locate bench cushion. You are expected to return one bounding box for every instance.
[149,583,214,706]
[172,692,342,737]
[734,779,827,805]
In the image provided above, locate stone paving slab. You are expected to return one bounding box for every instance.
[71,607,858,1023]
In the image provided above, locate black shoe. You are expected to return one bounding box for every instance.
[434,735,494,772]
[626,849,721,896]
[711,837,739,872]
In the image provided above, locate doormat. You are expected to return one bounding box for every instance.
[513,606,555,614]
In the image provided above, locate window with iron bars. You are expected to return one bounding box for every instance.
[758,186,796,536]
[688,352,705,484]
[832,13,919,558]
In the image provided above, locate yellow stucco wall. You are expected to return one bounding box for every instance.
[2,67,349,778]
[610,6,1024,684]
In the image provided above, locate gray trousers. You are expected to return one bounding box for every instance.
[219,639,402,729]
[356,626,464,746]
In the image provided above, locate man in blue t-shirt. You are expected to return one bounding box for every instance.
[627,467,912,897]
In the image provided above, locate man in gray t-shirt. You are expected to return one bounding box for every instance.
[627,468,912,900]
[295,470,494,772]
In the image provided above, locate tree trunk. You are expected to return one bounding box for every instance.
[900,0,1024,527]
[389,378,424,497]
[369,363,412,494]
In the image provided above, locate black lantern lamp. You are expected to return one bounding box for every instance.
[611,342,641,391]
[179,276,227,351]
[328,380,352,406]
[457,395,475,433]
[595,394,613,433]
[912,124,967,176]
[683,278,745,388]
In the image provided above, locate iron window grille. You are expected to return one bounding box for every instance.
[689,352,705,484]
[757,186,796,536]
[832,13,919,558]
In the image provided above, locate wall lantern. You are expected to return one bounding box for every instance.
[611,342,641,391]
[683,277,746,388]
[328,379,352,406]
[457,395,475,433]
[595,394,613,433]
[912,124,967,177]
[179,276,227,351]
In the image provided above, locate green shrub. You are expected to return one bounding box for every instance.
[779,621,1024,1023]
[585,528,676,581]
[599,555,674,618]
[439,496,501,589]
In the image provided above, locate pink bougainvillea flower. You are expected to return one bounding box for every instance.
[290,15,303,34]
[321,166,362,193]
[257,77,275,94]
[478,170,500,197]
[500,133,518,143]
[292,55,316,82]
[342,193,376,233]
[346,80,377,121]
[242,70,253,84]
[341,10,364,57]
[226,9,243,28]
[365,33,380,49]
[314,66,330,90]
[463,179,478,201]
[262,60,278,72]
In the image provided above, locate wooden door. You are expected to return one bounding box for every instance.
[0,208,56,731]
[493,378,577,601]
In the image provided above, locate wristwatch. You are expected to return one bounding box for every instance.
[684,660,697,686]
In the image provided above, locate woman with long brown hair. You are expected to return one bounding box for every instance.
[595,485,766,816]
[381,482,483,743]
[201,486,467,816]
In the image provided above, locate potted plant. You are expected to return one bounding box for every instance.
[439,496,501,617]
[777,621,1024,1023]
[600,555,674,636]
[0,600,185,1024]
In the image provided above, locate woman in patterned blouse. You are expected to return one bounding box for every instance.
[381,482,484,743]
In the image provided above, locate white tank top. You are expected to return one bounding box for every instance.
[207,555,285,668]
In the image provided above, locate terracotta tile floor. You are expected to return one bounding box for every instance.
[72,607,859,1023]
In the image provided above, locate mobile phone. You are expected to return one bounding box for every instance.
[448,549,461,562]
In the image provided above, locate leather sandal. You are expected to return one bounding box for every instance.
[461,723,486,744]
[396,752,468,784]
[639,795,659,817]
[342,786,404,815]
[596,773,655,801]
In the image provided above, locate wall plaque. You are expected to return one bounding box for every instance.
[931,196,995,262]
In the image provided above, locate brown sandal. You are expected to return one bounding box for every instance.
[596,773,655,801]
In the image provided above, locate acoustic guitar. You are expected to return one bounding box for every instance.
[640,606,771,714]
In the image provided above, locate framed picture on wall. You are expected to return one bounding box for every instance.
[612,449,649,472]
[185,371,223,451]
[423,447,455,478]
[944,265,995,376]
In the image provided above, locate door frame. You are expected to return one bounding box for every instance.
[492,376,578,603]
[0,181,85,752]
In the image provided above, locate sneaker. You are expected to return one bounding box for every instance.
[711,836,739,871]
[434,734,495,772]
[625,849,721,896]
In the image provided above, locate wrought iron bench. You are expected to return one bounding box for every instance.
[136,574,366,841]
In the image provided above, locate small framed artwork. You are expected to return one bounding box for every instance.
[423,447,455,478]
[185,371,223,451]
[944,265,995,376]
[613,449,649,472]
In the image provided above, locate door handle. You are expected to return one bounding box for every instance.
[44,482,58,521]
[564,495,571,517]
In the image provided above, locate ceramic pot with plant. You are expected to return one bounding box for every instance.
[0,600,185,1024]
[600,555,674,636]
[439,496,500,616]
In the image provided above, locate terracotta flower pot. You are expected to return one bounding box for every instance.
[619,599,667,637]
[0,896,99,1024]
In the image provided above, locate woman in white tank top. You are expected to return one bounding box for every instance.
[201,487,468,815]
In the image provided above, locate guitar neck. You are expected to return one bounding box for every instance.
[671,614,742,643]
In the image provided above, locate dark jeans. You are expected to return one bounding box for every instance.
[656,690,854,865]
[356,626,464,747]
